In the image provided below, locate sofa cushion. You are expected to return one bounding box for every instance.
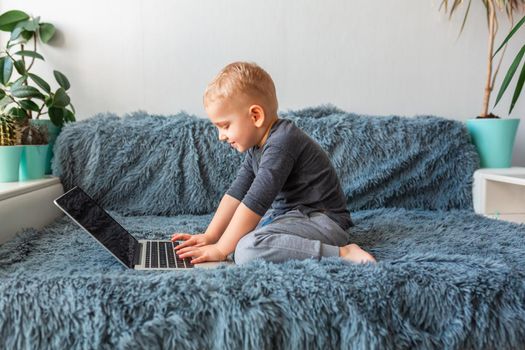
[52,105,479,215]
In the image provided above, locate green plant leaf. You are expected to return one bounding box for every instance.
[64,108,75,122]
[14,50,45,61]
[0,10,29,32]
[48,106,64,127]
[45,95,53,107]
[69,102,76,114]
[0,89,5,100]
[39,23,56,43]
[10,24,24,41]
[20,30,33,41]
[449,0,462,19]
[0,95,10,108]
[53,70,70,90]
[0,57,13,85]
[509,58,525,115]
[22,17,39,32]
[53,87,70,107]
[493,44,525,108]
[10,75,27,90]
[9,19,36,41]
[19,99,40,112]
[11,85,44,99]
[28,73,51,93]
[458,0,472,38]
[13,59,25,75]
[494,15,525,57]
[8,107,27,119]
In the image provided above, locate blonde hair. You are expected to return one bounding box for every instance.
[203,61,278,116]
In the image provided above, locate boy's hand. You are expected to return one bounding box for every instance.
[171,233,215,251]
[176,243,228,264]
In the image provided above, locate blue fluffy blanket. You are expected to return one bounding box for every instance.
[51,105,477,214]
[1,105,524,349]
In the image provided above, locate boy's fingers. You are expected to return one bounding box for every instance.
[176,245,198,254]
[176,242,189,250]
[172,233,189,241]
[178,246,201,258]
[175,239,194,250]
[191,257,204,264]
[176,246,190,254]
[178,250,194,259]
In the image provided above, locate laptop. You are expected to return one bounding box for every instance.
[53,186,235,270]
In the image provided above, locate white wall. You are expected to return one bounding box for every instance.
[1,0,524,165]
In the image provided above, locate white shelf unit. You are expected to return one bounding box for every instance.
[0,176,64,245]
[473,167,525,224]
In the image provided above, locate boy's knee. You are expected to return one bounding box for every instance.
[234,232,259,265]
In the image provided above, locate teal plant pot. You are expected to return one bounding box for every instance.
[19,144,49,181]
[466,118,520,168]
[0,145,24,182]
[30,119,62,175]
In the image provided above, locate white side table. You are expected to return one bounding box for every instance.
[473,167,525,224]
[0,176,64,245]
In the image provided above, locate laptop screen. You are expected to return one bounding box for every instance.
[54,186,138,268]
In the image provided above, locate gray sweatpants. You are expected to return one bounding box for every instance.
[232,208,351,265]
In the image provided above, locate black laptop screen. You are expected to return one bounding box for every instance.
[55,186,138,268]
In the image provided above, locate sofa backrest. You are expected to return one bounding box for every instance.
[52,105,479,215]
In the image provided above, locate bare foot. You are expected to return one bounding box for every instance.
[339,244,376,264]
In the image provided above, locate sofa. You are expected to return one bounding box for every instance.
[0,105,524,349]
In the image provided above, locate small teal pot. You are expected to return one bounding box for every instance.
[0,145,24,182]
[30,119,62,175]
[466,118,520,168]
[19,144,49,181]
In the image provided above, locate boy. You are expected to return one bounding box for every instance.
[171,61,376,265]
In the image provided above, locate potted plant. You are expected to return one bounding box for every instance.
[18,116,49,181]
[440,0,525,168]
[0,114,22,182]
[0,113,50,182]
[0,9,75,178]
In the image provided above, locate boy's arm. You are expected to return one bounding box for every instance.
[204,151,255,243]
[179,146,296,262]
[204,194,242,242]
[215,203,262,255]
[215,145,295,255]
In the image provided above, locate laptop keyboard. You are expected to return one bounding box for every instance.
[145,241,194,269]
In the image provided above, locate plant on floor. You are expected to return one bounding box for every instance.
[440,0,525,118]
[0,9,75,129]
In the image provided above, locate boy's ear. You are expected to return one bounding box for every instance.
[249,105,265,128]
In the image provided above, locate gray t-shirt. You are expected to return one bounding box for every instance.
[226,118,353,230]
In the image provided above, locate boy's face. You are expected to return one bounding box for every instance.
[205,98,266,153]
